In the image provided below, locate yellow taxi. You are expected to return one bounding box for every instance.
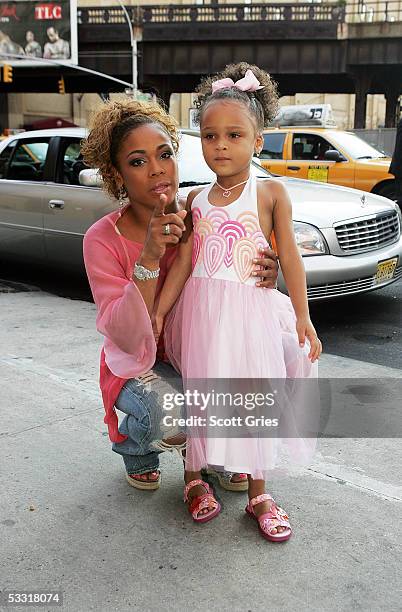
[260,105,395,201]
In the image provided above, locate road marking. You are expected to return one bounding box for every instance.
[302,460,402,502]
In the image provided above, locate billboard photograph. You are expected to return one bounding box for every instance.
[0,0,77,64]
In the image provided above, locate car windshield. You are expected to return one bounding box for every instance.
[178,132,270,186]
[331,132,387,160]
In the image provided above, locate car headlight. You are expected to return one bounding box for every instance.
[293,222,328,256]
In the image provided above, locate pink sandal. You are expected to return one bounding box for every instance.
[184,479,221,523]
[246,493,292,542]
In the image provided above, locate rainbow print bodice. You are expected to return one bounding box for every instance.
[191,175,270,286]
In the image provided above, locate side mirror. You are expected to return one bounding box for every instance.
[79,168,103,187]
[324,149,345,162]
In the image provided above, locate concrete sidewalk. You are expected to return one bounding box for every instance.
[0,289,401,612]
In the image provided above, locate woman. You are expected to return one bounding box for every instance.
[81,97,279,501]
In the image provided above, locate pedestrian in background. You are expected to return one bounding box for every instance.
[389,116,402,208]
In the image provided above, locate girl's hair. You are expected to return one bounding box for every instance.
[81,96,179,200]
[194,62,279,131]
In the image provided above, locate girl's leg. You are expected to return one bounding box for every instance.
[184,470,218,516]
[248,477,287,534]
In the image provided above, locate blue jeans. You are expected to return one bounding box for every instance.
[112,361,185,475]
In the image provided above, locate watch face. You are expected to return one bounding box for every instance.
[134,264,145,280]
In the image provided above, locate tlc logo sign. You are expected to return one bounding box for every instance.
[35,4,63,20]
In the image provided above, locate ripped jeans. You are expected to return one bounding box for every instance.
[112,361,186,475]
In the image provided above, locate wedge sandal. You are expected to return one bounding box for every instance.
[201,467,248,492]
[126,470,161,491]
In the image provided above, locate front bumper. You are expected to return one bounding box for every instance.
[277,237,402,300]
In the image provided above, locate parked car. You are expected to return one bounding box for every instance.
[260,128,395,201]
[0,128,401,300]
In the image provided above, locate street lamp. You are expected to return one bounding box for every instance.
[117,0,138,97]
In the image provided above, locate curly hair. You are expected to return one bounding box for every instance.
[194,62,279,131]
[81,96,179,200]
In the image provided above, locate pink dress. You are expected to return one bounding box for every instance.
[165,175,318,479]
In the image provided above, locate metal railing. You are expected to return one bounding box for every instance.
[77,2,402,27]
[78,3,346,26]
[346,1,402,24]
[140,3,344,23]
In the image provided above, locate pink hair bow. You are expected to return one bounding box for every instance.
[211,69,264,94]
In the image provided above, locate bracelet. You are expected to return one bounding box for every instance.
[133,261,160,281]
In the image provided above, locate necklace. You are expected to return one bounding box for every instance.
[215,177,249,198]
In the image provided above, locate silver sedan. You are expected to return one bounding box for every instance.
[0,127,401,300]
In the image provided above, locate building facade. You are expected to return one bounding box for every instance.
[4,0,401,132]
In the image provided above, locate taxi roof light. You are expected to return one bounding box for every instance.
[269,104,337,129]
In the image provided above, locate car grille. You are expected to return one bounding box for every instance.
[334,211,400,253]
[307,266,402,300]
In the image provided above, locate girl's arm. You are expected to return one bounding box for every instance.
[152,190,198,334]
[265,181,322,362]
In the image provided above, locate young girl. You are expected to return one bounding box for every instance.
[156,63,322,541]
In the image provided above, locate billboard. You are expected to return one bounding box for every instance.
[0,0,77,64]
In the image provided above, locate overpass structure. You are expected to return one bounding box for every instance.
[1,1,402,128]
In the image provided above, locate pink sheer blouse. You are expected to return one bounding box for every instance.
[83,208,177,443]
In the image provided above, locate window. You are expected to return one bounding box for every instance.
[292,134,334,161]
[260,133,286,160]
[59,140,87,185]
[7,139,50,181]
[327,131,385,160]
[0,140,17,179]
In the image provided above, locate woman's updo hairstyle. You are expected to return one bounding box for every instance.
[81,96,179,200]
[194,62,279,132]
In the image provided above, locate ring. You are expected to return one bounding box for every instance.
[163,223,170,236]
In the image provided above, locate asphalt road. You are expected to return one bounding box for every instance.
[1,262,401,371]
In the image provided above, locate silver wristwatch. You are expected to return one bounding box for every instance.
[133,261,160,281]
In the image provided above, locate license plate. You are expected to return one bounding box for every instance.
[375,257,398,283]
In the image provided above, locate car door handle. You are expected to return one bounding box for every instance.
[288,166,300,171]
[48,199,65,209]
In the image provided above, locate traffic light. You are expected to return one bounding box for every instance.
[2,64,13,83]
[58,76,65,94]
